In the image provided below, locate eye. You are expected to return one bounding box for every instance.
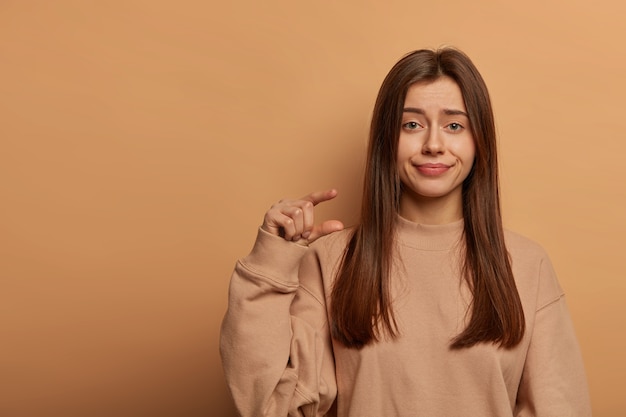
[402,121,421,130]
[447,122,464,132]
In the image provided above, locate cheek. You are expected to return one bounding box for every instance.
[461,141,477,181]
[450,137,476,165]
[396,135,419,162]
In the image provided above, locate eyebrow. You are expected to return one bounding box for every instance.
[403,107,469,117]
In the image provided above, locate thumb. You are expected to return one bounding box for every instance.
[307,220,344,243]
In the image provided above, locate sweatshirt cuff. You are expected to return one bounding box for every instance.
[239,227,310,285]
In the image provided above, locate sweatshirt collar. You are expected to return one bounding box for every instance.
[395,215,464,251]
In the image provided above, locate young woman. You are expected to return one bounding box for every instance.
[220,48,591,416]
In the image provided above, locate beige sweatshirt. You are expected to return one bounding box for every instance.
[220,217,591,416]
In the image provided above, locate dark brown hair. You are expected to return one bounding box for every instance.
[330,47,525,349]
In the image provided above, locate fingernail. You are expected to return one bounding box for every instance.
[302,231,310,239]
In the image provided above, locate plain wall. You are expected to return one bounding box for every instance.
[1,1,625,416]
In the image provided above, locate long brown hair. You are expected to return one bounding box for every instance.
[330,47,525,350]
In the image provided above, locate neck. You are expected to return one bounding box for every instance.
[399,190,463,225]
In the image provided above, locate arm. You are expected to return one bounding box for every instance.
[220,190,343,417]
[514,258,592,416]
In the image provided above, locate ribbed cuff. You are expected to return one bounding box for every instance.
[240,227,309,286]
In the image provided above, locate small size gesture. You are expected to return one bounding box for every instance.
[261,189,344,244]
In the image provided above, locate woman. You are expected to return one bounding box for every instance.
[220,48,591,416]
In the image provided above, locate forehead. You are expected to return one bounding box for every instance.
[404,76,466,111]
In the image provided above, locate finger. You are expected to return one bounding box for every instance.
[293,199,315,239]
[262,209,298,240]
[300,189,339,207]
[262,204,286,236]
[307,219,344,243]
[277,212,298,240]
[282,205,305,241]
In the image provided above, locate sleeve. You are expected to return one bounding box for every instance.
[514,256,592,417]
[219,227,337,417]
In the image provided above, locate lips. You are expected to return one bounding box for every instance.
[415,163,451,176]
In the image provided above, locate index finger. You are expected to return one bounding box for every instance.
[300,189,339,206]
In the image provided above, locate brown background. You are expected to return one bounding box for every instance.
[1,1,624,416]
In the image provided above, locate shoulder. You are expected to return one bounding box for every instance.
[504,229,549,261]
[304,227,354,276]
[504,229,564,309]
[291,228,353,297]
[309,227,354,258]
[503,229,555,277]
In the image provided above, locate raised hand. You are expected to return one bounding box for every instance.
[262,189,345,243]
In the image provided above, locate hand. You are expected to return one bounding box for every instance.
[262,189,344,243]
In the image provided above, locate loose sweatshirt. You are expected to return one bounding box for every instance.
[220,216,591,416]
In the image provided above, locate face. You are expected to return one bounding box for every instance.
[396,76,476,220]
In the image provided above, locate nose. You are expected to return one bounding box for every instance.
[422,128,444,155]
